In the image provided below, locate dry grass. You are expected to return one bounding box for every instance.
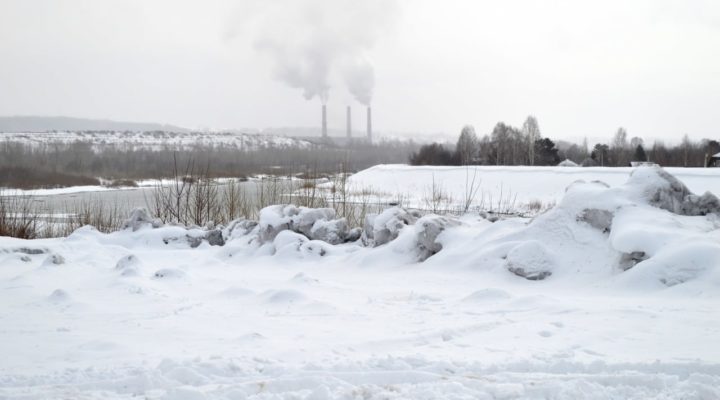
[0,193,40,239]
[1,159,541,240]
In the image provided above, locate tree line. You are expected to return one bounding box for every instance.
[410,116,720,167]
[0,138,421,189]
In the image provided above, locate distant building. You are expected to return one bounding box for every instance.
[557,159,579,167]
[630,161,657,167]
[708,152,720,167]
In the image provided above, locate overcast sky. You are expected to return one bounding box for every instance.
[1,0,719,142]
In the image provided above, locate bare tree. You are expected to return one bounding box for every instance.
[491,122,510,165]
[682,134,691,167]
[456,125,478,165]
[522,116,541,165]
[611,127,629,166]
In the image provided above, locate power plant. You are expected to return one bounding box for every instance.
[318,104,372,144]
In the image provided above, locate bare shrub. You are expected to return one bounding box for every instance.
[62,197,125,235]
[0,192,40,239]
[422,174,454,214]
[462,167,482,213]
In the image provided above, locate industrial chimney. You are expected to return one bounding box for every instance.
[321,104,328,138]
[346,106,352,139]
[366,106,372,144]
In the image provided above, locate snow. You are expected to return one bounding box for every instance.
[0,185,129,196]
[348,164,720,213]
[557,159,578,167]
[1,166,719,398]
[0,177,243,197]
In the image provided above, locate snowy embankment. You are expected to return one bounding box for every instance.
[1,166,720,398]
[348,164,720,212]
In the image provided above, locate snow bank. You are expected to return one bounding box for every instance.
[414,166,720,287]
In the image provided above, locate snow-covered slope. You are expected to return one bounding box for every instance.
[0,131,313,151]
[348,164,720,212]
[1,166,719,399]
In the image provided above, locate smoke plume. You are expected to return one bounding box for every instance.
[235,0,397,105]
[342,57,375,106]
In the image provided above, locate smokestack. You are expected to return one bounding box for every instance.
[366,106,372,144]
[346,106,352,139]
[321,104,327,138]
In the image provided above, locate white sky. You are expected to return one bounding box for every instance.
[1,0,719,142]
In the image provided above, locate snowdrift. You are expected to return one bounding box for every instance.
[76,165,717,289]
[1,166,719,398]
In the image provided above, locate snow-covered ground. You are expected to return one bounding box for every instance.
[1,166,719,399]
[0,131,313,151]
[349,165,720,213]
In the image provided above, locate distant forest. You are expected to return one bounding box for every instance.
[0,137,420,189]
[410,116,720,168]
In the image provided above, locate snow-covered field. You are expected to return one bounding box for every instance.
[1,166,719,399]
[349,165,720,213]
[0,131,313,151]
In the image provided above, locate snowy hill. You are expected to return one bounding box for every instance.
[0,130,314,151]
[0,116,189,133]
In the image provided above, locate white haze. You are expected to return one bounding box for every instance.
[0,0,719,141]
[231,0,397,106]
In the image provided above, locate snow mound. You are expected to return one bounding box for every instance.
[42,253,65,266]
[257,205,354,245]
[261,289,307,304]
[620,240,720,288]
[47,289,71,303]
[122,208,162,231]
[627,166,720,216]
[366,207,422,246]
[414,215,460,261]
[505,240,555,280]
[115,254,142,276]
[426,165,720,286]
